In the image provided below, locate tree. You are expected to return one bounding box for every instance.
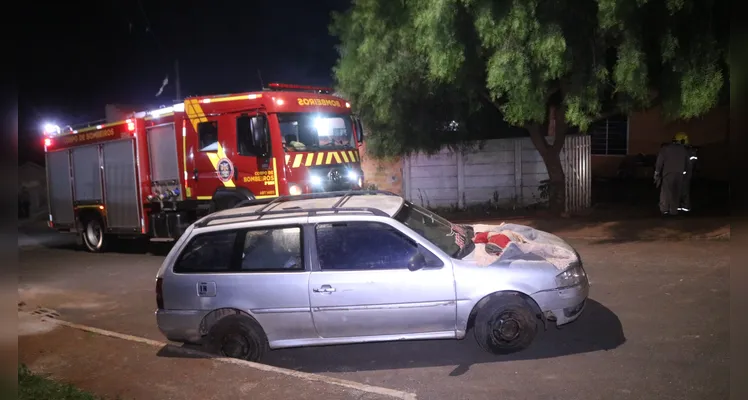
[331,0,728,213]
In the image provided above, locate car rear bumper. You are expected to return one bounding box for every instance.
[531,280,589,326]
[155,309,207,344]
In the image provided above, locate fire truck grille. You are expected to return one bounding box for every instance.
[308,164,359,193]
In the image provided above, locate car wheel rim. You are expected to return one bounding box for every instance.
[86,221,102,248]
[492,311,522,342]
[221,333,250,359]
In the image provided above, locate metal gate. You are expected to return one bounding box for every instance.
[560,134,592,213]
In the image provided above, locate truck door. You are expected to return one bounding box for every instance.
[234,112,278,199]
[191,117,226,200]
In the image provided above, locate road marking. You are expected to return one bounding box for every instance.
[38,316,417,400]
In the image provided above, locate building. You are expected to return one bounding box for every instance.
[587,106,728,181]
[18,162,48,218]
[361,105,729,196]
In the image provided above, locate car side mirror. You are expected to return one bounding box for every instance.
[407,252,426,271]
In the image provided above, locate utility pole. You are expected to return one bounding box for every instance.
[257,69,264,90]
[175,59,182,102]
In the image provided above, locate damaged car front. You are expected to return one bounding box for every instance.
[468,222,590,326]
[394,200,589,352]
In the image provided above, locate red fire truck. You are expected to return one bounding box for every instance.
[43,83,365,252]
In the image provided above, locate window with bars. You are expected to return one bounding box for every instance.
[587,115,629,155]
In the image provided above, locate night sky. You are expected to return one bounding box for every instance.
[21,0,350,165]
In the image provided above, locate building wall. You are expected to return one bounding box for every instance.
[590,106,727,180]
[359,142,404,194]
[18,162,48,216]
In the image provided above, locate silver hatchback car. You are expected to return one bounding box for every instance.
[156,191,589,362]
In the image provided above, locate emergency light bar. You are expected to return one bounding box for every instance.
[267,83,335,94]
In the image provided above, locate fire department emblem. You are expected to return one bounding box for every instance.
[329,169,342,183]
[217,158,234,183]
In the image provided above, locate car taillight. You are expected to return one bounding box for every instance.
[156,277,164,309]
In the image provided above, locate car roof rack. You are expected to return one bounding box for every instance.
[195,190,399,228]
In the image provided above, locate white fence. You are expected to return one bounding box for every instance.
[402,135,591,213]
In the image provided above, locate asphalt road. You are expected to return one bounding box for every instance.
[18,233,729,400]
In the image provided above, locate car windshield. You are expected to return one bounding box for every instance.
[277,113,355,152]
[394,201,474,259]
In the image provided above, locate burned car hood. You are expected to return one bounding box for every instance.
[464,222,579,270]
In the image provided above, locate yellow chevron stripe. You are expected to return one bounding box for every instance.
[285,154,291,164]
[340,151,350,163]
[292,154,303,168]
[315,153,324,165]
[349,151,358,162]
[326,151,342,164]
[305,153,314,166]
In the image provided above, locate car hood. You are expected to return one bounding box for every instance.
[464,222,579,271]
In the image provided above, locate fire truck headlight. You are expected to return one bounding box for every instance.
[347,170,359,181]
[309,175,323,186]
[289,184,303,196]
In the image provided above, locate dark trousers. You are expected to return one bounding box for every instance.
[680,175,692,211]
[659,173,682,214]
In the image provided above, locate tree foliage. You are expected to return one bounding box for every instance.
[331,0,727,211]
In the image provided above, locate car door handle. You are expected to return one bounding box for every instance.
[313,285,336,293]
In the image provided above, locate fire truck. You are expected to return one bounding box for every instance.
[43,83,365,252]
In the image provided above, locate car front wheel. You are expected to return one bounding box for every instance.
[474,294,539,355]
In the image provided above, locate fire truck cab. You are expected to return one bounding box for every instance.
[43,83,365,252]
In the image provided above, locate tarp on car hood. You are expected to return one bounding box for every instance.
[468,223,578,270]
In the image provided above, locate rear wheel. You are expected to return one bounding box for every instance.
[473,294,539,355]
[81,217,109,253]
[206,314,268,362]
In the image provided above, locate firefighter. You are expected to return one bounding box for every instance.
[654,133,690,216]
[678,133,698,213]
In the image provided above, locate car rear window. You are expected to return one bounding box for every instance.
[173,226,305,273]
[173,230,238,273]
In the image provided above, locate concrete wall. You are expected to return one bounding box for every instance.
[363,135,591,212]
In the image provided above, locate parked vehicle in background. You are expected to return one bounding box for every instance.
[155,191,590,362]
[42,83,365,252]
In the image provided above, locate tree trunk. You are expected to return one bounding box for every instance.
[527,105,567,215]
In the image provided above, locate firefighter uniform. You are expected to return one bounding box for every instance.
[655,133,690,215]
[680,141,698,212]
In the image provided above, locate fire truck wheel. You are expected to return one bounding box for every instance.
[81,217,109,253]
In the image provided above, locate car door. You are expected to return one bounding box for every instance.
[308,218,457,338]
[168,223,316,344]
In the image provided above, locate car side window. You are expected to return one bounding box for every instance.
[240,226,304,272]
[174,230,239,273]
[315,221,419,270]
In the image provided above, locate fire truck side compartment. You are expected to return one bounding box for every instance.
[102,139,141,230]
[46,150,75,226]
[71,145,103,202]
[146,123,182,199]
[149,211,190,239]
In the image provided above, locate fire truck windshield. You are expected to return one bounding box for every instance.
[277,113,355,152]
